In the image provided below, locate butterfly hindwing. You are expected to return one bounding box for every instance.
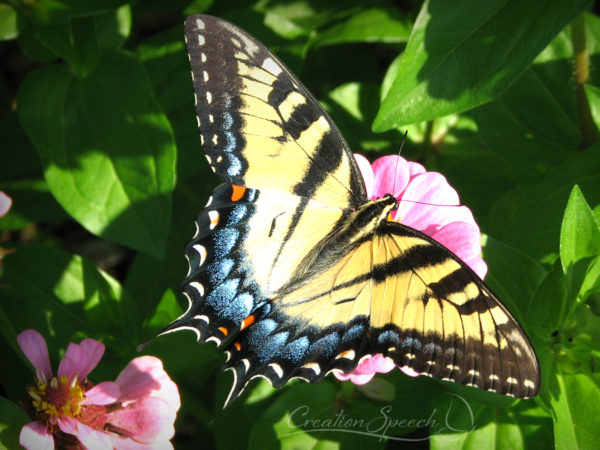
[163,183,349,345]
[184,15,366,209]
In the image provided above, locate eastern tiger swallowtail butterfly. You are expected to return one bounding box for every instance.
[159,14,540,407]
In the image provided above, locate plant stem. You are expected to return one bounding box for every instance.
[571,14,598,149]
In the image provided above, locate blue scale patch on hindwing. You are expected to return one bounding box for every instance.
[423,342,442,356]
[281,336,310,363]
[308,333,340,359]
[222,292,254,323]
[258,331,290,362]
[226,153,242,177]
[377,330,401,346]
[212,228,239,258]
[227,205,249,225]
[401,336,422,350]
[342,323,365,342]
[206,278,240,312]
[207,257,234,285]
[247,319,278,352]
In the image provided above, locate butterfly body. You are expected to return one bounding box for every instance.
[161,15,540,406]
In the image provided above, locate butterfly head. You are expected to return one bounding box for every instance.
[349,195,398,234]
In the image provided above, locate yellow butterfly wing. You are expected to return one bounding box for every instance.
[223,219,539,402]
[184,15,365,209]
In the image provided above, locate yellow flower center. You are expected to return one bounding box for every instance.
[28,375,85,420]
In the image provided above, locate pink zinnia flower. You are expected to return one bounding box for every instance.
[335,154,487,385]
[17,329,180,450]
[0,191,11,217]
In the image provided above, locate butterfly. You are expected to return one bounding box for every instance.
[159,14,540,407]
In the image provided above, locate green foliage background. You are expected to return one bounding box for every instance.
[1,0,600,448]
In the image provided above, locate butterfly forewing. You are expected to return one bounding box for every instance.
[184,15,366,210]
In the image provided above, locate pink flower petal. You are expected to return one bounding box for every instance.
[78,338,105,379]
[83,381,121,406]
[17,329,52,381]
[353,153,374,198]
[396,173,462,228]
[58,339,104,381]
[106,396,176,443]
[431,221,485,274]
[58,417,112,449]
[0,191,12,217]
[335,370,376,385]
[116,356,180,412]
[334,354,395,385]
[399,366,420,378]
[19,421,54,450]
[57,344,82,380]
[56,416,77,434]
[371,155,412,199]
[465,257,488,279]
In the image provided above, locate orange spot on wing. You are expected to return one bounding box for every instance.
[233,342,242,351]
[231,185,246,201]
[218,327,228,336]
[240,315,255,330]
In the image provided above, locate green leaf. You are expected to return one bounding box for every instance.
[17,50,176,258]
[430,401,552,449]
[485,145,600,262]
[373,0,592,130]
[0,4,17,41]
[0,178,67,230]
[528,261,568,336]
[580,255,600,301]
[310,7,411,47]
[32,16,100,74]
[259,1,357,39]
[248,381,385,449]
[322,82,404,153]
[94,4,131,49]
[124,183,209,320]
[427,126,516,220]
[0,244,136,350]
[16,8,130,64]
[143,332,222,389]
[472,12,600,170]
[560,185,600,273]
[144,288,182,332]
[15,15,59,62]
[0,112,67,230]
[20,0,128,26]
[585,83,600,136]
[212,378,278,449]
[0,397,30,449]
[471,68,577,169]
[559,186,600,315]
[137,25,216,182]
[481,236,548,322]
[550,373,600,449]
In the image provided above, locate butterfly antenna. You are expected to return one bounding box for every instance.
[392,130,409,198]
